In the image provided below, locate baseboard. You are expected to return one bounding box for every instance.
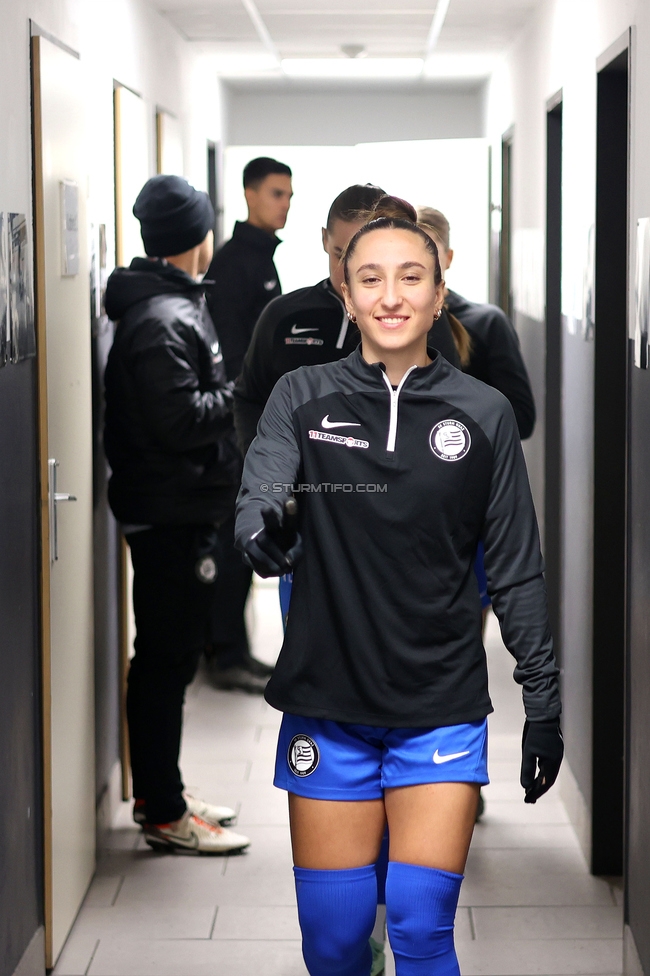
[96,759,123,848]
[11,927,45,976]
[559,758,591,866]
[625,925,645,976]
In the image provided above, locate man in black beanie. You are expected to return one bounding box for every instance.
[104,175,250,855]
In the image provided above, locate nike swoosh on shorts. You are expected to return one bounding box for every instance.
[432,749,471,764]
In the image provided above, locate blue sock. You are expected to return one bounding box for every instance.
[386,861,463,976]
[294,864,376,976]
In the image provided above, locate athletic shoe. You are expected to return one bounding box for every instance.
[184,793,236,826]
[133,794,236,827]
[143,811,250,855]
[370,937,385,976]
[208,664,269,694]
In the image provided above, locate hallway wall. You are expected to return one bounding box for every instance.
[484,1,649,972]
[0,2,226,974]
[224,81,485,145]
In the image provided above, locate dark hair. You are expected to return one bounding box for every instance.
[326,184,385,231]
[343,194,442,285]
[243,157,292,189]
[417,206,450,251]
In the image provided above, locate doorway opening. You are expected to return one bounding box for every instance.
[592,40,629,876]
[545,92,563,671]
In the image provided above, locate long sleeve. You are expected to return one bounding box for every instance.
[235,374,301,549]
[475,311,536,439]
[482,401,560,721]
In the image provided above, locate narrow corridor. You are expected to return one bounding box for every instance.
[53,580,624,976]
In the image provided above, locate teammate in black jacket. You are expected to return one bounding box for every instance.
[235,197,563,976]
[104,175,250,856]
[203,156,293,692]
[418,206,536,440]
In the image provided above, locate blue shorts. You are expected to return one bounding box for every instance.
[474,541,491,610]
[274,715,489,800]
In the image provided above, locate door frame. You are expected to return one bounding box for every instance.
[592,31,631,877]
[545,90,563,672]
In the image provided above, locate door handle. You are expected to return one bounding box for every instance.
[48,459,77,563]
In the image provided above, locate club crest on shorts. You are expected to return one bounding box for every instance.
[288,734,320,777]
[195,555,217,583]
[429,420,471,461]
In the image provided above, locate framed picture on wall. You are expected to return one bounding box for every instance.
[8,212,36,362]
[0,214,8,367]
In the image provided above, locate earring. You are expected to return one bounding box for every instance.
[348,311,357,323]
[434,309,443,320]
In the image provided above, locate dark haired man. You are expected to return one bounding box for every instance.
[204,156,293,693]
[104,175,250,855]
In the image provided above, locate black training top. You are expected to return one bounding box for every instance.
[234,278,462,454]
[205,221,282,381]
[235,347,560,728]
[446,289,536,440]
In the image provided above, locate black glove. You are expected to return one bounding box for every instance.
[521,718,564,804]
[243,499,302,578]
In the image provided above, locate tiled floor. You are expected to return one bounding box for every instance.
[53,580,624,976]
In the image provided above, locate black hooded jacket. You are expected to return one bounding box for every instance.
[103,258,238,526]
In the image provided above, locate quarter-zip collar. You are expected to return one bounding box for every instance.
[344,346,444,453]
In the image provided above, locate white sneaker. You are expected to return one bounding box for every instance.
[184,793,236,826]
[133,793,236,827]
[144,811,250,855]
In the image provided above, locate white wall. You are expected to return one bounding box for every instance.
[224,139,489,300]
[225,84,485,146]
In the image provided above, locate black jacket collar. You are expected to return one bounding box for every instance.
[232,220,281,254]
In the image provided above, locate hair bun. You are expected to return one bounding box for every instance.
[371,194,418,223]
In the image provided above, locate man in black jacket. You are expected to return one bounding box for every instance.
[203,157,293,693]
[104,175,250,855]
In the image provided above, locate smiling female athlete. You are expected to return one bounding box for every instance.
[235,196,563,976]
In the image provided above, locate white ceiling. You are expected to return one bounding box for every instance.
[153,0,540,60]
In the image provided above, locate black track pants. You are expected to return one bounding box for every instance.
[126,524,219,824]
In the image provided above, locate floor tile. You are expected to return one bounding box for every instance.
[471,905,624,940]
[88,938,308,976]
[212,905,302,940]
[470,823,581,849]
[456,938,623,975]
[83,875,123,907]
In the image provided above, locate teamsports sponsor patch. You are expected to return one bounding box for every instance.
[288,734,320,777]
[309,429,369,449]
[285,337,324,346]
[429,420,471,461]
